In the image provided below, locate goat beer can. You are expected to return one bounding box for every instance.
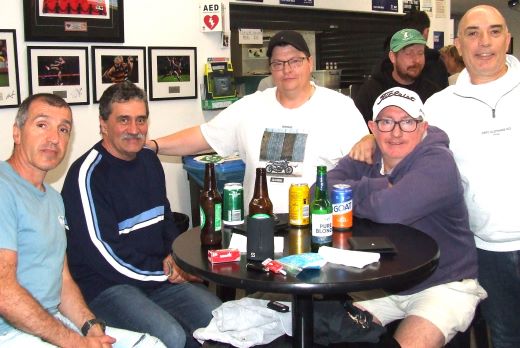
[223,183,244,225]
[331,184,353,231]
[289,183,310,226]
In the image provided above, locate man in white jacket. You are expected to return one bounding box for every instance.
[424,5,519,348]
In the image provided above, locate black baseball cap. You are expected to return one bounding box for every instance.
[266,30,311,58]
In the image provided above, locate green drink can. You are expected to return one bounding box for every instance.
[223,183,244,225]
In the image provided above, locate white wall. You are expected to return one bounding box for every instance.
[0,0,231,220]
[0,0,450,222]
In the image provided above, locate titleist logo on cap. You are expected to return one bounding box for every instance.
[376,90,416,105]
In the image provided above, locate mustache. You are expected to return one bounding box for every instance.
[122,133,145,140]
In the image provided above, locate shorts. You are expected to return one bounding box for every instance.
[353,279,487,342]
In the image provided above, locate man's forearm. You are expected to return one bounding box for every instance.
[58,259,97,332]
[0,250,83,346]
[0,281,82,346]
[153,126,212,156]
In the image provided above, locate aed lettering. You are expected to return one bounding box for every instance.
[333,201,352,212]
[203,4,219,11]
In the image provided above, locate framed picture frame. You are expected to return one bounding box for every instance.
[91,46,146,102]
[0,29,21,108]
[23,0,124,43]
[27,46,90,105]
[148,47,197,101]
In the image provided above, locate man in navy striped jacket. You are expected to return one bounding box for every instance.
[62,81,221,348]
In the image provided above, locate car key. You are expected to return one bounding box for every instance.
[267,300,289,312]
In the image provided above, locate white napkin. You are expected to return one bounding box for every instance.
[193,297,292,348]
[228,233,284,253]
[318,246,380,268]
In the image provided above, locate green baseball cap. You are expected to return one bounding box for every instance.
[390,28,427,52]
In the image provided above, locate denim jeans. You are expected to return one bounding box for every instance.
[89,282,221,348]
[478,248,520,348]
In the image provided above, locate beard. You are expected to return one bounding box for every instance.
[395,64,423,84]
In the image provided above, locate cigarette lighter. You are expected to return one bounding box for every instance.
[262,258,287,275]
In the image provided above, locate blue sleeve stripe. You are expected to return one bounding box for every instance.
[118,206,165,235]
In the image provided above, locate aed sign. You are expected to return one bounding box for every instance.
[200,1,223,32]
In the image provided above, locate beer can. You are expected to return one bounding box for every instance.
[331,184,353,231]
[289,183,310,226]
[223,183,244,225]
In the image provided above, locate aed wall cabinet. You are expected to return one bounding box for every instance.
[201,57,239,110]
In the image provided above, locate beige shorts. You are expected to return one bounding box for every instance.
[353,279,487,342]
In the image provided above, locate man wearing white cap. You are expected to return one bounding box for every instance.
[327,87,486,347]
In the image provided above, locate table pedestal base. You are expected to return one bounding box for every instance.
[292,294,313,348]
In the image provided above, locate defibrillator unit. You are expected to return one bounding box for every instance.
[203,57,237,99]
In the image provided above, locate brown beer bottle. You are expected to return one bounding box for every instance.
[249,168,273,215]
[200,163,223,246]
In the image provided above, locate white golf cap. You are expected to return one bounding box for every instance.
[372,87,425,120]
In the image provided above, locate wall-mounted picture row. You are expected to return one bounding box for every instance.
[1,29,198,107]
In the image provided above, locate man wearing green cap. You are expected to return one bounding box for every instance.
[354,28,441,124]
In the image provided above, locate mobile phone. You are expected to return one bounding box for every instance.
[267,300,289,313]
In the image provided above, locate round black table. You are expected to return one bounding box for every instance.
[172,218,439,348]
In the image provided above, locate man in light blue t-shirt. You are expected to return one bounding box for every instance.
[0,94,164,347]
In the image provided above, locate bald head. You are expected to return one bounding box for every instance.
[455,4,511,84]
[458,5,508,37]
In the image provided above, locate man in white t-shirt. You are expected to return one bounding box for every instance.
[148,30,368,213]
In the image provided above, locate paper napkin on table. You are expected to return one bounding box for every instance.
[318,246,380,268]
[228,233,284,253]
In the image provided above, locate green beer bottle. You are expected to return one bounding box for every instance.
[310,165,332,252]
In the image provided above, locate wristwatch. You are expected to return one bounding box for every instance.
[81,318,107,336]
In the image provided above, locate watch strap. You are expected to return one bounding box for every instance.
[81,318,106,336]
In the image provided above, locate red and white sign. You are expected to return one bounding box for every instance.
[200,1,223,32]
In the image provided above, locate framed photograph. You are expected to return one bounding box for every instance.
[23,0,124,42]
[92,46,146,102]
[27,46,90,105]
[0,29,21,108]
[148,47,197,100]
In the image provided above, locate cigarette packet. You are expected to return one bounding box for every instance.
[208,248,241,264]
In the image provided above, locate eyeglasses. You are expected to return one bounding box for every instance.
[374,118,422,132]
[269,57,307,71]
